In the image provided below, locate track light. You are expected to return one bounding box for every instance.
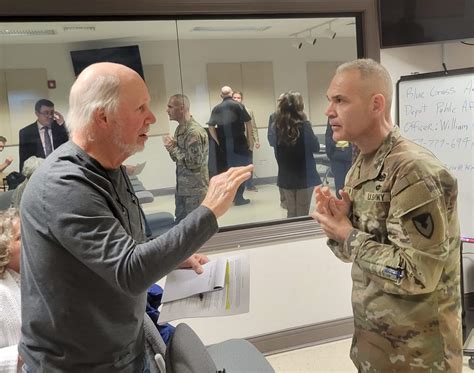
[305,31,317,45]
[289,19,337,47]
[320,22,336,39]
[291,38,303,49]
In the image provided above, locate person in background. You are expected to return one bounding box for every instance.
[18,99,69,172]
[0,208,21,373]
[232,91,259,191]
[208,86,253,206]
[275,91,321,218]
[0,136,13,173]
[19,62,252,372]
[10,156,44,209]
[267,94,286,210]
[164,94,209,223]
[313,58,462,371]
[325,121,352,198]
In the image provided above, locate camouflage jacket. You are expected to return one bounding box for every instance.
[247,107,259,146]
[168,117,209,196]
[328,126,462,372]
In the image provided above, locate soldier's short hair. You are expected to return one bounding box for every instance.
[336,58,393,113]
[0,136,6,143]
[170,94,190,111]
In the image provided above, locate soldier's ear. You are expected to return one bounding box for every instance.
[371,93,386,116]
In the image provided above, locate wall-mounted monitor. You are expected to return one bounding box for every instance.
[70,45,145,79]
[378,0,474,48]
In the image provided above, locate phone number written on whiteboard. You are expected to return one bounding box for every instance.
[411,137,474,150]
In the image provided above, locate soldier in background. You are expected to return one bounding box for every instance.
[164,94,209,223]
[312,59,462,371]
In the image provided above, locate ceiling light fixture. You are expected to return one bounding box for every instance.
[291,37,303,49]
[305,31,317,45]
[0,29,57,36]
[320,22,336,39]
[288,18,337,45]
[192,26,271,32]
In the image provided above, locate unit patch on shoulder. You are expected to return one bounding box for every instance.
[412,213,434,239]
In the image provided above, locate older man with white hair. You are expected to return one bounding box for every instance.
[19,62,252,372]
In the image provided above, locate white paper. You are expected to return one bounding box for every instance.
[159,254,250,323]
[162,257,227,303]
[129,162,146,176]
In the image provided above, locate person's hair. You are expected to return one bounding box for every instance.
[0,136,6,143]
[66,73,121,137]
[220,86,233,98]
[336,58,393,114]
[170,94,190,111]
[35,99,54,113]
[275,91,307,146]
[0,208,19,278]
[232,91,243,99]
[11,156,44,209]
[22,156,44,178]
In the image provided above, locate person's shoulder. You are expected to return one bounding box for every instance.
[391,136,455,181]
[187,119,207,135]
[19,122,37,134]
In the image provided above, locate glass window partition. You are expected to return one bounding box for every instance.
[0,15,360,241]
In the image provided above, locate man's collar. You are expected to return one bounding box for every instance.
[37,121,52,130]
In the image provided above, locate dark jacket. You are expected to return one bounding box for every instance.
[19,121,69,171]
[276,120,322,189]
[325,123,352,163]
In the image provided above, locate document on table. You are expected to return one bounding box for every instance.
[162,257,228,302]
[158,254,250,323]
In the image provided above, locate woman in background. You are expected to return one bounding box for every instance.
[0,208,22,372]
[275,91,321,218]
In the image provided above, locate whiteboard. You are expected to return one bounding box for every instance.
[397,68,474,237]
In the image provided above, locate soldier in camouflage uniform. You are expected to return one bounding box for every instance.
[165,94,209,223]
[312,59,462,372]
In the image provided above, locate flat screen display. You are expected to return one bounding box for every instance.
[379,0,474,48]
[70,45,145,79]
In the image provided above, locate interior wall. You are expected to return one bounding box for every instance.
[160,236,354,345]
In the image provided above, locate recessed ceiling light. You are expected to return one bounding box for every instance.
[63,26,96,32]
[192,26,271,32]
[0,29,57,36]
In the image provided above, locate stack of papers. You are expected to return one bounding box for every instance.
[159,254,250,323]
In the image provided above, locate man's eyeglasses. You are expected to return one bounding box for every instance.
[38,111,54,117]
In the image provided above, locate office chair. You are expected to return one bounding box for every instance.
[143,313,274,373]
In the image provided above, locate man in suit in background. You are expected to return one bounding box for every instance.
[19,99,69,171]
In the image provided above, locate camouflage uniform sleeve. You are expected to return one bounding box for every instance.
[346,175,458,295]
[169,130,206,170]
[249,110,259,143]
[327,229,374,263]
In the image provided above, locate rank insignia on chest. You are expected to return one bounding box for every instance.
[412,213,434,239]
